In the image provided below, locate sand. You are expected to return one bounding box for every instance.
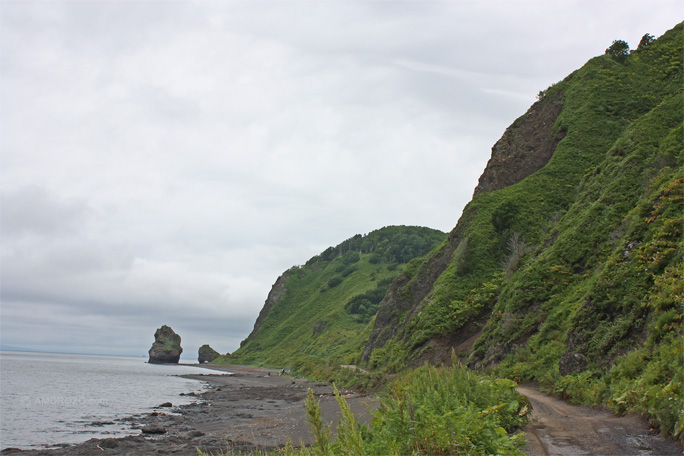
[1,365,378,456]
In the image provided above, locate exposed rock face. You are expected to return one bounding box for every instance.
[362,91,567,367]
[473,91,565,196]
[148,325,183,364]
[198,344,220,364]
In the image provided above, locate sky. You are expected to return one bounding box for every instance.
[1,0,680,361]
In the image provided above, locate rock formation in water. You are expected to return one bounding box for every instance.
[148,325,183,364]
[198,344,220,364]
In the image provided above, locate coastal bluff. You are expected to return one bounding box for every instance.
[198,344,220,363]
[148,325,183,364]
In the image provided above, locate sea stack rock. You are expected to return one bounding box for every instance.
[148,325,183,364]
[198,344,220,364]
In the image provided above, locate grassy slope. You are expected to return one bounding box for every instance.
[488,92,683,433]
[364,24,683,438]
[477,25,683,438]
[217,226,445,372]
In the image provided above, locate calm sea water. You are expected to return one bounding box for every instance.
[0,351,213,449]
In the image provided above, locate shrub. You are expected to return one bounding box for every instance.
[294,363,529,456]
[327,276,343,288]
[367,362,529,455]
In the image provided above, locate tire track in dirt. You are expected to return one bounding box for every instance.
[518,386,682,456]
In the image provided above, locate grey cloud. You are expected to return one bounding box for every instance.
[60,1,205,55]
[130,85,202,123]
[1,186,89,238]
[0,297,255,357]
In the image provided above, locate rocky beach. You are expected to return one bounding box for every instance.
[1,365,377,456]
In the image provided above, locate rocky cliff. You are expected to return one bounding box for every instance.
[361,84,570,368]
[148,325,183,364]
[473,90,566,196]
[198,344,221,364]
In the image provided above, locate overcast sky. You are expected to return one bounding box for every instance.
[1,1,680,360]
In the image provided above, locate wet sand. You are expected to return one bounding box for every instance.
[1,365,378,456]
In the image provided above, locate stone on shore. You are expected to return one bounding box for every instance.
[148,325,183,364]
[198,344,221,363]
[141,425,167,434]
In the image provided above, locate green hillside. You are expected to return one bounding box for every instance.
[362,24,683,439]
[218,226,446,370]
[218,24,683,442]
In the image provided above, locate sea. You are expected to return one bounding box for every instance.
[0,350,215,450]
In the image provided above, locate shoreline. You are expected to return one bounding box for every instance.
[1,364,377,456]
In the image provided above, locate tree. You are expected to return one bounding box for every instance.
[637,33,655,50]
[605,39,630,63]
[342,250,360,264]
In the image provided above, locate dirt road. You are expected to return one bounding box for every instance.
[518,386,682,456]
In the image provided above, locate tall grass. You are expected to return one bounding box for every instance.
[365,363,529,455]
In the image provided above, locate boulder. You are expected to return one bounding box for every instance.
[141,425,167,435]
[99,439,119,449]
[198,344,220,364]
[148,325,183,364]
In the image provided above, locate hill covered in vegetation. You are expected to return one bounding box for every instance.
[219,226,446,370]
[219,23,683,441]
[362,23,683,439]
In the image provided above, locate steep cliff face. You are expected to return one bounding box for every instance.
[360,90,572,369]
[473,90,566,196]
[361,91,568,367]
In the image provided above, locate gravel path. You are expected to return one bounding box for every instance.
[519,386,682,456]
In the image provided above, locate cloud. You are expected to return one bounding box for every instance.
[1,186,90,238]
[1,0,681,356]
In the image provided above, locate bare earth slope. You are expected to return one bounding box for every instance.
[519,386,683,456]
